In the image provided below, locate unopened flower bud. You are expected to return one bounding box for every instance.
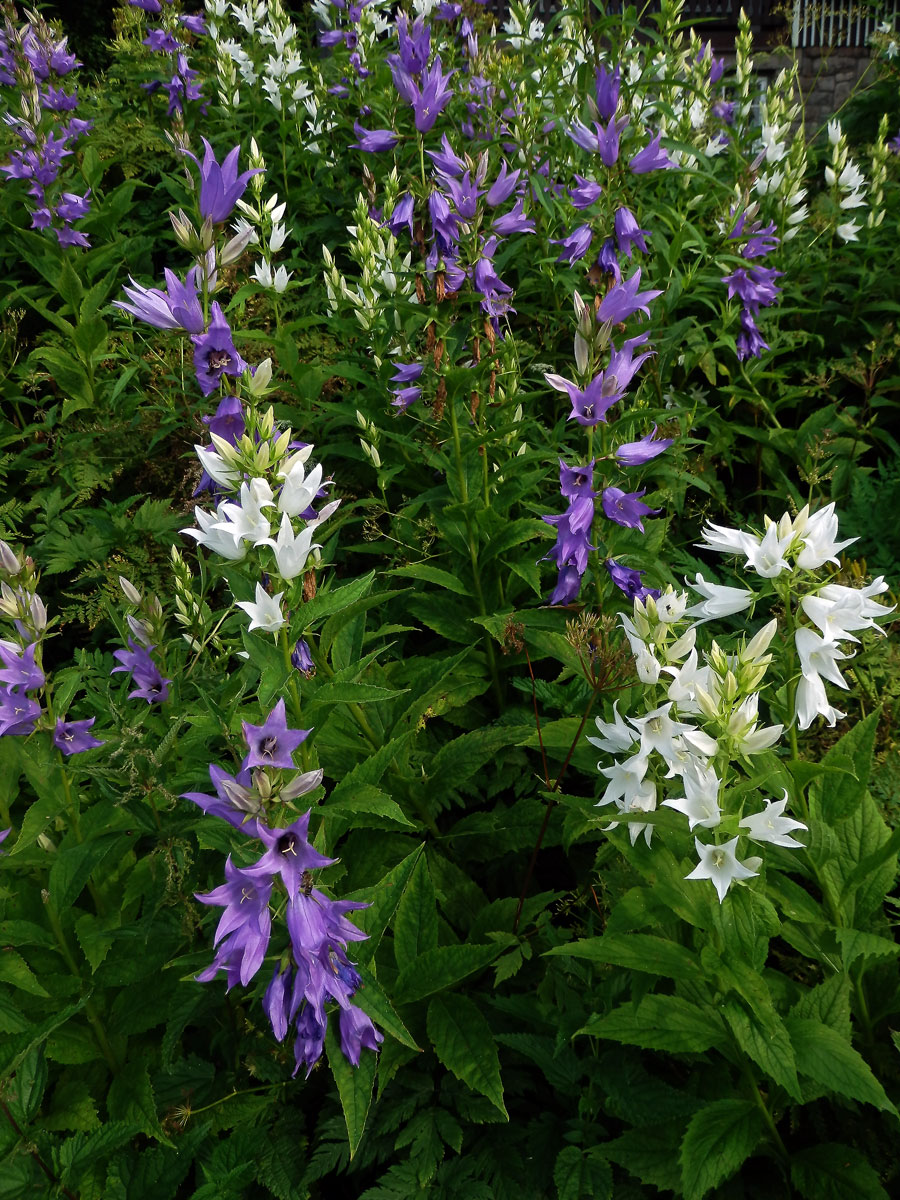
[246,357,273,396]
[253,769,273,801]
[170,208,197,249]
[29,594,47,632]
[0,541,21,575]
[220,225,255,265]
[119,576,142,605]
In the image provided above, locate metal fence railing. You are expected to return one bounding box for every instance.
[478,1,900,48]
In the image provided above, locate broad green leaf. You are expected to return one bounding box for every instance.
[791,1142,890,1200]
[679,1099,765,1200]
[834,926,900,970]
[50,835,128,912]
[814,708,880,823]
[107,1058,165,1141]
[41,1079,101,1133]
[9,784,67,854]
[325,1020,377,1157]
[0,950,50,997]
[546,933,700,980]
[721,1000,802,1102]
[580,995,728,1054]
[388,563,471,594]
[790,974,852,1039]
[59,1123,141,1189]
[602,1120,685,1192]
[2,997,88,1079]
[554,1145,612,1200]
[6,1046,48,1125]
[350,843,425,965]
[427,994,506,1117]
[394,943,505,1004]
[786,1017,897,1113]
[393,853,439,969]
[296,572,375,628]
[324,784,414,828]
[311,680,408,705]
[354,964,420,1051]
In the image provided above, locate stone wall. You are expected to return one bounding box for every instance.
[796,44,873,128]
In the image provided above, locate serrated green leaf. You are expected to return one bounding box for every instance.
[679,1099,764,1200]
[580,995,728,1054]
[546,933,700,980]
[427,994,506,1117]
[394,943,504,1004]
[325,1020,377,1157]
[354,964,420,1051]
[785,1017,897,1113]
[601,1119,685,1192]
[721,1000,802,1102]
[834,926,900,970]
[553,1145,611,1200]
[791,1142,890,1200]
[41,1079,101,1133]
[107,1059,165,1141]
[393,854,438,969]
[388,563,471,594]
[8,785,67,854]
[0,949,50,997]
[59,1122,141,1188]
[6,1045,47,1125]
[325,784,414,827]
[814,709,880,823]
[50,836,128,912]
[350,843,425,965]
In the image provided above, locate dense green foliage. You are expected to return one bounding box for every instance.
[1,2,900,1198]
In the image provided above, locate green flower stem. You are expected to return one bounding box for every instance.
[279,627,312,770]
[739,1056,790,1165]
[179,1083,286,1123]
[0,1100,79,1200]
[43,898,121,1074]
[311,649,381,753]
[448,394,503,707]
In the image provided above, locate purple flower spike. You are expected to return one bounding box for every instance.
[0,689,41,736]
[629,133,675,175]
[413,56,454,133]
[293,1005,327,1077]
[615,425,673,466]
[111,639,171,704]
[191,302,248,396]
[182,138,262,224]
[351,121,399,152]
[242,698,310,771]
[595,64,620,121]
[248,814,334,900]
[182,762,263,836]
[554,224,593,265]
[0,642,44,691]
[614,207,650,258]
[115,266,204,333]
[52,717,104,756]
[291,638,316,676]
[196,858,273,989]
[606,558,661,601]
[601,487,660,532]
[385,192,414,236]
[569,175,603,210]
[486,161,520,207]
[339,1004,384,1066]
[596,269,662,324]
